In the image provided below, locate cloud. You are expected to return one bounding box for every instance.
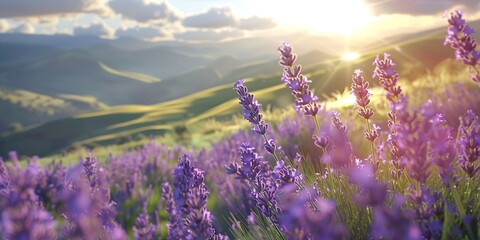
[175,29,243,42]
[236,16,276,30]
[365,0,480,15]
[9,23,35,34]
[0,0,104,18]
[0,19,9,32]
[73,22,113,37]
[109,0,180,23]
[116,26,166,39]
[182,6,236,28]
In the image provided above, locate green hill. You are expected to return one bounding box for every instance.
[0,23,474,158]
[0,50,152,105]
[0,88,106,134]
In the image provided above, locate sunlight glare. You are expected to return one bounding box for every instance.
[257,0,373,35]
[342,52,361,61]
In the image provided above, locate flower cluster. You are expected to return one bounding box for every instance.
[0,159,56,240]
[164,154,227,240]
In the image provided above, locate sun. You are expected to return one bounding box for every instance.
[342,52,361,61]
[256,0,373,35]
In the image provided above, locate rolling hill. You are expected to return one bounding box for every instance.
[0,21,476,157]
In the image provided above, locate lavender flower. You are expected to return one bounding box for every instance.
[162,182,183,240]
[351,69,374,120]
[234,79,268,135]
[278,185,348,240]
[278,42,320,116]
[320,112,353,170]
[444,10,480,83]
[82,153,97,189]
[370,196,422,240]
[429,114,456,184]
[0,163,56,240]
[394,97,432,183]
[227,144,281,223]
[373,53,402,102]
[272,160,303,189]
[170,154,226,239]
[133,213,155,240]
[349,164,387,207]
[0,158,10,196]
[407,187,444,239]
[457,110,480,177]
[234,80,279,160]
[225,143,268,181]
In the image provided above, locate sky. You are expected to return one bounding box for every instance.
[0,0,479,42]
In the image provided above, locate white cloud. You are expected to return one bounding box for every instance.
[73,22,113,37]
[9,23,35,34]
[236,16,276,30]
[0,19,9,32]
[0,0,105,18]
[182,6,236,28]
[116,26,166,40]
[175,29,243,42]
[109,0,180,23]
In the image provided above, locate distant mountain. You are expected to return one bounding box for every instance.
[99,47,213,79]
[134,67,222,104]
[208,55,242,75]
[0,42,60,69]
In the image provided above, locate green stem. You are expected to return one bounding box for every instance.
[449,181,476,240]
[450,182,466,217]
[312,115,321,134]
[441,202,450,240]
[364,118,376,165]
[251,182,286,240]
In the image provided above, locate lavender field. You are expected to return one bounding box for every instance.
[1,8,480,240]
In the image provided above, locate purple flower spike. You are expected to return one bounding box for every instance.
[394,97,433,183]
[278,42,320,117]
[352,69,374,120]
[445,10,480,83]
[83,153,98,189]
[272,160,302,188]
[278,185,348,240]
[430,114,456,185]
[234,79,268,135]
[226,143,268,181]
[457,110,480,177]
[349,164,387,207]
[373,53,402,102]
[370,196,422,240]
[234,79,280,159]
[169,154,226,239]
[133,213,155,240]
[264,139,276,156]
[162,183,183,240]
